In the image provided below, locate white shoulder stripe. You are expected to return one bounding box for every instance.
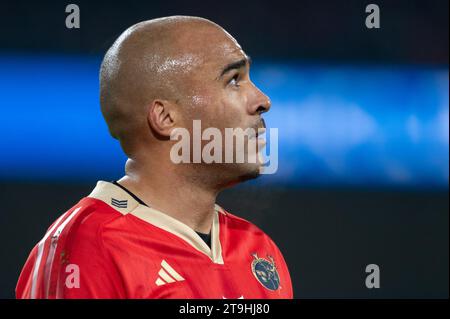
[53,207,81,239]
[30,210,71,298]
[43,207,82,298]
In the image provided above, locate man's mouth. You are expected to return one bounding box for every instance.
[253,118,266,138]
[247,127,265,139]
[256,127,266,138]
[261,118,266,129]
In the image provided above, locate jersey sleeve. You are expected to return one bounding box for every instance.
[16,205,126,299]
[61,212,125,298]
[269,238,294,298]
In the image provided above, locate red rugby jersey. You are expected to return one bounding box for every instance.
[16,181,293,299]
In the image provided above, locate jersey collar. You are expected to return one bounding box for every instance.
[88,180,225,264]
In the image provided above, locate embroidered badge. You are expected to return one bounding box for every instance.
[251,253,280,291]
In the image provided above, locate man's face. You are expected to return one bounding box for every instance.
[175,27,271,184]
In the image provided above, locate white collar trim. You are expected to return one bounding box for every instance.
[88,181,224,264]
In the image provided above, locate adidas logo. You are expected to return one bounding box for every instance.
[155,260,185,286]
[111,198,127,208]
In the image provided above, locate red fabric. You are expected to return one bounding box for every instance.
[16,197,293,299]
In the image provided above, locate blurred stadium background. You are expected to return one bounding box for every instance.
[0,0,448,298]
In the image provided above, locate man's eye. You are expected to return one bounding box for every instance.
[229,74,240,86]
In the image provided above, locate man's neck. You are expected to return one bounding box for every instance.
[117,158,219,234]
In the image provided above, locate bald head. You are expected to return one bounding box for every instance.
[100,16,236,156]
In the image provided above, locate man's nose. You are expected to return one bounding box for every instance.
[249,84,271,115]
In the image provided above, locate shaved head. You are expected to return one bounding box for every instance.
[100,15,270,186]
[100,16,237,156]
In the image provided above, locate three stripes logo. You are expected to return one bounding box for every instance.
[111,198,127,209]
[155,260,185,286]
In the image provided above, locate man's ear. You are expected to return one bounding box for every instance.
[147,100,177,138]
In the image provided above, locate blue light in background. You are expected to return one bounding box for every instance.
[252,63,449,188]
[0,54,448,188]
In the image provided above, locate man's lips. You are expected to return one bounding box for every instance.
[256,127,266,137]
[253,118,266,138]
[248,127,266,139]
[261,118,266,129]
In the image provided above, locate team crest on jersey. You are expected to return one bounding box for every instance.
[251,253,280,291]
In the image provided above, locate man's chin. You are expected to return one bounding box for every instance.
[221,163,261,188]
[238,166,261,182]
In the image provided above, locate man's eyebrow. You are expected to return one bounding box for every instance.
[218,55,252,79]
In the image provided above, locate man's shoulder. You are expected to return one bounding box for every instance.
[47,196,125,245]
[68,196,123,226]
[218,206,276,243]
[219,206,291,285]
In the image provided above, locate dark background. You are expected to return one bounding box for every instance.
[0,0,448,298]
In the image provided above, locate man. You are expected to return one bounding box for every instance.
[16,16,293,299]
